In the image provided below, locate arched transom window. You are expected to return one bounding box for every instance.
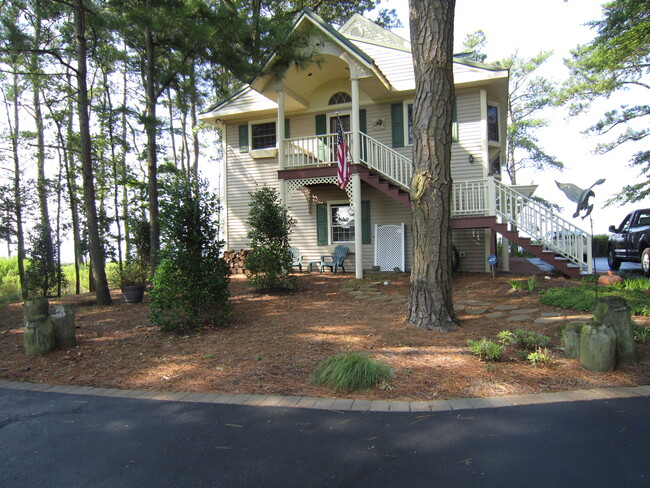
[328,92,352,105]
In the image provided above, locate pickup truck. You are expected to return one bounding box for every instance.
[607,209,650,276]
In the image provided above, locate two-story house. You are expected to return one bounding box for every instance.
[200,10,592,279]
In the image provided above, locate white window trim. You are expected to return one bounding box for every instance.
[403,100,414,147]
[248,118,277,151]
[328,200,355,245]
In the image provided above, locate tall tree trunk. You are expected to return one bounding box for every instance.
[120,50,131,259]
[10,71,27,298]
[31,12,55,294]
[75,0,112,305]
[145,11,160,273]
[406,0,458,331]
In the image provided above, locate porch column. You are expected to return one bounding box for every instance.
[350,77,360,165]
[277,88,287,204]
[277,89,285,171]
[352,172,363,279]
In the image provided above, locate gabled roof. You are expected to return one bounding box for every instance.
[200,10,508,122]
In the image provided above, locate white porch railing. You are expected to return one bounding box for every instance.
[282,133,592,274]
[492,178,593,274]
[359,133,412,189]
[285,133,352,168]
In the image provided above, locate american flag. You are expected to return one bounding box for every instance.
[336,117,349,190]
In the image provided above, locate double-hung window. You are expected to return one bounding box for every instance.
[330,204,355,243]
[251,121,276,150]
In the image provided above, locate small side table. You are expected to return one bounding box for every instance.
[308,261,322,272]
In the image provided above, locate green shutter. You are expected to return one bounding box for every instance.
[238,124,248,152]
[316,203,327,245]
[451,96,458,142]
[359,109,367,161]
[285,118,290,139]
[315,114,327,135]
[361,201,371,245]
[391,103,404,148]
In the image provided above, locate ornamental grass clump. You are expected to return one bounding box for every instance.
[308,352,395,391]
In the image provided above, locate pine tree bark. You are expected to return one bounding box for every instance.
[145,12,160,273]
[10,71,27,299]
[74,0,112,305]
[406,0,458,331]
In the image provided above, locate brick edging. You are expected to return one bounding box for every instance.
[1,380,649,412]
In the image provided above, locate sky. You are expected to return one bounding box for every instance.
[381,0,650,235]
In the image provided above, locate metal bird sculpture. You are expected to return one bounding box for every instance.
[555,178,606,219]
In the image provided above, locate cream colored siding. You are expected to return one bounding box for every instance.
[286,184,412,271]
[225,120,279,250]
[452,229,487,272]
[452,91,485,180]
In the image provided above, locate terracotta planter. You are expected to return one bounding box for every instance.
[121,285,145,304]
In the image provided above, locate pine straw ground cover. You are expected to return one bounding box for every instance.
[1,271,649,401]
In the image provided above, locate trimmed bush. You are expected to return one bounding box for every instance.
[149,175,230,332]
[309,352,395,391]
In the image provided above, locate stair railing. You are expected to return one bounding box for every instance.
[359,132,412,189]
[491,177,593,274]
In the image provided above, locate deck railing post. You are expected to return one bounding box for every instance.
[487,176,496,216]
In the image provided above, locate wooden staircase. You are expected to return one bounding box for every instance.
[358,169,410,207]
[357,166,586,278]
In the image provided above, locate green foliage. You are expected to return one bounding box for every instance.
[560,0,650,204]
[24,223,67,297]
[496,330,515,345]
[633,325,650,343]
[527,275,536,292]
[109,260,149,287]
[540,285,650,316]
[624,277,650,291]
[593,234,609,257]
[246,187,297,291]
[149,175,230,333]
[527,347,556,366]
[467,338,503,361]
[506,279,524,291]
[497,328,550,350]
[308,352,395,391]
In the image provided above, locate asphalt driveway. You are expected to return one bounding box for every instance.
[1,387,649,487]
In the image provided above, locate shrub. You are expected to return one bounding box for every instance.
[540,286,650,317]
[149,175,230,332]
[527,347,556,366]
[246,187,297,291]
[308,352,395,391]
[512,328,550,350]
[467,338,503,361]
[633,325,650,343]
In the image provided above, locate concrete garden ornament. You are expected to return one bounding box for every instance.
[555,178,606,219]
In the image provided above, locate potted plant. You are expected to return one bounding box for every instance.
[117,260,149,304]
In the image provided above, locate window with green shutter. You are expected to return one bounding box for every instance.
[316,201,371,245]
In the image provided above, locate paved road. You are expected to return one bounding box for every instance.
[2,387,649,487]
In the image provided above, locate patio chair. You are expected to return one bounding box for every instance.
[320,245,349,273]
[289,246,303,272]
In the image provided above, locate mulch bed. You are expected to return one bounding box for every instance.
[1,270,649,401]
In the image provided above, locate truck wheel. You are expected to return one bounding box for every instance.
[607,247,621,270]
[642,248,650,277]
